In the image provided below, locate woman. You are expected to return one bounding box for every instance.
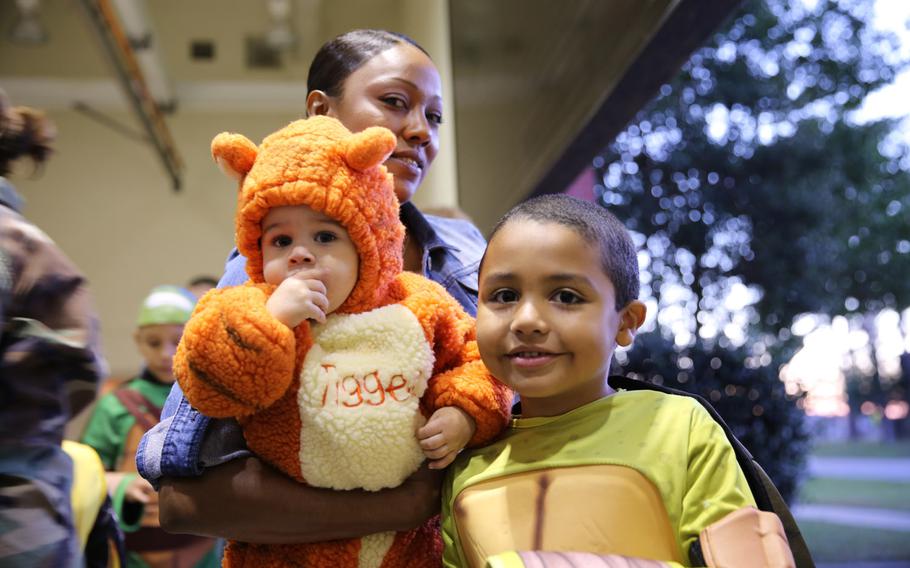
[139,29,486,544]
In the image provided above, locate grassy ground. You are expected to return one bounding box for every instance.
[799,477,910,511]
[799,521,910,563]
[811,440,910,458]
[797,439,910,563]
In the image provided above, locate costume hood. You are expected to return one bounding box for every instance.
[211,116,404,314]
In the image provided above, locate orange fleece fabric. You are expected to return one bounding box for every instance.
[174,116,512,568]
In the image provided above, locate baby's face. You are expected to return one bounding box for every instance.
[261,204,359,314]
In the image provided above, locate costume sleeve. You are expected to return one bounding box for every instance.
[678,400,757,558]
[397,273,512,447]
[174,283,298,418]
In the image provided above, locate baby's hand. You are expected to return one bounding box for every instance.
[417,406,476,470]
[266,270,329,328]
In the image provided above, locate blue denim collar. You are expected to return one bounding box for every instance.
[400,201,457,254]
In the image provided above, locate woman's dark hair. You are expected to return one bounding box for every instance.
[0,91,55,176]
[485,194,641,311]
[307,29,430,98]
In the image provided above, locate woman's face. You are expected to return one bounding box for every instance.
[314,43,443,203]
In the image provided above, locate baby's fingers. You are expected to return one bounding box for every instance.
[419,432,446,452]
[428,450,458,470]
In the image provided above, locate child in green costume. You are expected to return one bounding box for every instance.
[82,285,220,568]
[442,195,797,568]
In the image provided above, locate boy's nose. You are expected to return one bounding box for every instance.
[510,301,549,335]
[288,245,315,265]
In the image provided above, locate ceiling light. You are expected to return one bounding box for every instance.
[9,0,47,45]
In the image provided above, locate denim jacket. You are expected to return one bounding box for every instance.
[136,203,486,484]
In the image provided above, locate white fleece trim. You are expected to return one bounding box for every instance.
[298,304,435,490]
[359,532,396,568]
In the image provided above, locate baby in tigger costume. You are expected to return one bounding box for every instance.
[174,116,512,567]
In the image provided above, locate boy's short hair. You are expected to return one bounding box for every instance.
[486,194,640,310]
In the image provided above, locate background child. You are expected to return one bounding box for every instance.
[82,285,219,568]
[175,116,511,566]
[442,194,795,568]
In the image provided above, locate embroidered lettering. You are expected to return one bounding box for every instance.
[318,369,414,408]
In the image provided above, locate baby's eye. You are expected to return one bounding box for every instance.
[427,111,443,125]
[552,289,583,304]
[488,289,519,304]
[314,231,338,244]
[271,235,292,248]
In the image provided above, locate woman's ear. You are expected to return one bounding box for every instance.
[616,300,647,347]
[306,90,333,118]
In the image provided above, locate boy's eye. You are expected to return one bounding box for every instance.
[552,289,583,304]
[271,235,292,248]
[314,231,337,244]
[427,111,443,125]
[489,289,519,304]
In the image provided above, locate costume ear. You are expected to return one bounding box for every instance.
[211,132,258,182]
[344,126,396,172]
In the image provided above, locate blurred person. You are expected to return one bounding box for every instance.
[0,92,106,566]
[82,286,219,568]
[138,29,489,546]
[185,276,218,300]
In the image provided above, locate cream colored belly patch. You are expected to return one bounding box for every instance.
[298,304,435,491]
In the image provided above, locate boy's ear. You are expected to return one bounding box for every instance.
[616,300,647,347]
[211,132,258,182]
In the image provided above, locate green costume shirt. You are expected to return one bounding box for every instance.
[442,390,756,567]
[82,371,171,470]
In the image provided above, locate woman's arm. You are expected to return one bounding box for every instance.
[158,455,443,544]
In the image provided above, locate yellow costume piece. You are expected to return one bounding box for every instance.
[443,390,758,567]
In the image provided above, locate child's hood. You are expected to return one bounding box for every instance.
[211,116,404,314]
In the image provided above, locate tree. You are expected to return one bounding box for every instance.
[595,0,910,493]
[596,0,910,336]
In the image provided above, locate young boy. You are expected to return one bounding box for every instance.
[82,285,220,568]
[441,195,795,568]
[174,116,511,567]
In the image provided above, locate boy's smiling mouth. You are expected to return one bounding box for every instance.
[506,348,563,368]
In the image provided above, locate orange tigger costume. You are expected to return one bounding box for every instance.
[174,116,512,568]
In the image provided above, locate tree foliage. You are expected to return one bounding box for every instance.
[595,0,910,336]
[596,0,910,491]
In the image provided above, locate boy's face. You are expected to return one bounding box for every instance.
[261,204,359,314]
[134,324,184,384]
[476,219,645,418]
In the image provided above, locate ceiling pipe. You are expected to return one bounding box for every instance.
[108,0,175,109]
[77,0,183,191]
